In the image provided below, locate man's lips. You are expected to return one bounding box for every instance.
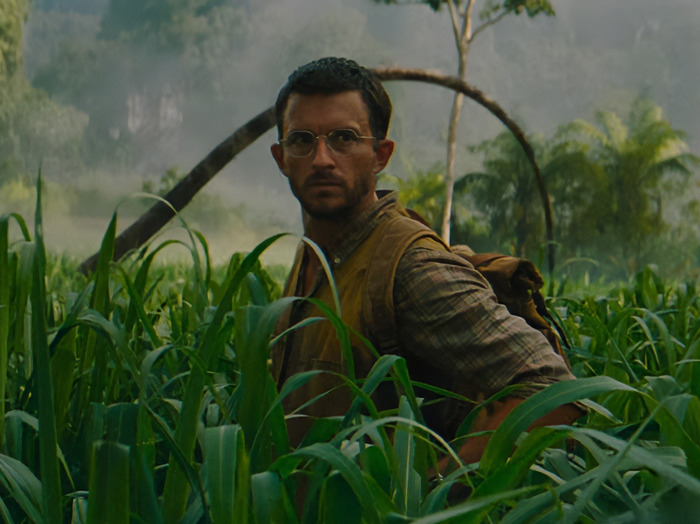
[305,174,344,189]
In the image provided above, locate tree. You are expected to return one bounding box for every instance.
[372,0,554,243]
[548,97,699,275]
[0,0,89,185]
[463,131,546,257]
[99,0,249,54]
[460,96,700,277]
[0,0,28,81]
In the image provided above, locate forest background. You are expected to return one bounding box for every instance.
[2,0,700,282]
[4,2,700,522]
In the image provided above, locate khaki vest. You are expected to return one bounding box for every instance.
[271,203,444,444]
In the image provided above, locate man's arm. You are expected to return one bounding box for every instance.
[392,245,584,472]
[438,396,584,473]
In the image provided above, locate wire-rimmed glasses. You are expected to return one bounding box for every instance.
[280,129,377,157]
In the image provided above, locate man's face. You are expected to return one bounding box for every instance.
[271,91,394,221]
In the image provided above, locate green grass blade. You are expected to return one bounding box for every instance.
[650,396,700,477]
[460,426,571,524]
[565,425,700,522]
[162,233,287,523]
[480,376,636,476]
[291,443,381,524]
[203,425,250,524]
[340,354,403,429]
[394,397,420,516]
[0,215,12,448]
[30,174,63,523]
[320,471,362,524]
[251,471,298,524]
[145,403,210,523]
[86,440,130,524]
[0,453,43,523]
[50,329,77,441]
[13,242,34,384]
[236,300,293,447]
[116,266,162,349]
[302,237,340,314]
[100,403,161,524]
[410,487,537,524]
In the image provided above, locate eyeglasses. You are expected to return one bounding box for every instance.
[280,129,377,157]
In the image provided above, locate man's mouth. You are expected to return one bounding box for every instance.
[306,174,344,189]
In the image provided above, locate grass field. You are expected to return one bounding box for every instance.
[1,180,700,523]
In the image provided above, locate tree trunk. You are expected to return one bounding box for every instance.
[441,91,464,243]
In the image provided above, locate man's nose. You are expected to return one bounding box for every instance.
[311,137,335,166]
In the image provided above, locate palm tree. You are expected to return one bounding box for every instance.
[461,131,547,258]
[550,96,699,274]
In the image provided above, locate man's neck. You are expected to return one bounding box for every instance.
[302,215,348,248]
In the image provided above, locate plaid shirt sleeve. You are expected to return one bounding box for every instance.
[393,245,576,400]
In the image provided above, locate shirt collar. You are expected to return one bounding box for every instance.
[322,190,399,268]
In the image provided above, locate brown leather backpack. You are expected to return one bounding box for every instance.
[452,247,571,367]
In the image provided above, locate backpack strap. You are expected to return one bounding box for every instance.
[362,214,448,355]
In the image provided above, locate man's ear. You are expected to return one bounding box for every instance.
[373,139,395,175]
[271,143,288,177]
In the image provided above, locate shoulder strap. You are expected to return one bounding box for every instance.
[362,214,447,354]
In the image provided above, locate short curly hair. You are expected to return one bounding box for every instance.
[274,57,392,140]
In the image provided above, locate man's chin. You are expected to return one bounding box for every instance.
[303,203,353,221]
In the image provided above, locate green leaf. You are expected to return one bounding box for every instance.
[0,214,29,447]
[0,453,43,523]
[359,445,391,494]
[251,471,298,524]
[30,174,62,523]
[236,297,296,459]
[86,440,130,524]
[461,426,571,524]
[394,397,420,516]
[161,233,288,522]
[410,487,537,524]
[291,443,381,524]
[320,471,362,524]
[203,425,250,524]
[480,376,636,476]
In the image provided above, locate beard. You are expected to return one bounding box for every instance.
[292,170,374,221]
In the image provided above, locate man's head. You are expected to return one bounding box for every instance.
[271,58,395,226]
[274,57,392,140]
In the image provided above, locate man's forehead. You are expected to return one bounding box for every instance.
[282,91,370,128]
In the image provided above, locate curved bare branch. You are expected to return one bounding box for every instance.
[376,67,555,273]
[78,108,276,274]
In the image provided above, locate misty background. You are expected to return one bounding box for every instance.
[5,0,700,274]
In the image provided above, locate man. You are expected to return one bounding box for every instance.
[270,57,581,467]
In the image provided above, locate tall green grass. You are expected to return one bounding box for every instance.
[1,179,699,522]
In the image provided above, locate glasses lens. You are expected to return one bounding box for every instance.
[327,129,360,153]
[284,131,315,156]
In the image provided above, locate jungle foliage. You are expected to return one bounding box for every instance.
[2,180,700,522]
[388,97,700,281]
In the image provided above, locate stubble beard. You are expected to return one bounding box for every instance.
[293,170,373,221]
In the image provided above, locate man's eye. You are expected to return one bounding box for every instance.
[331,130,359,143]
[288,132,314,145]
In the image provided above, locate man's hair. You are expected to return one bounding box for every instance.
[274,57,392,140]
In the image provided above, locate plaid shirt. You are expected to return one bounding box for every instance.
[313,192,575,401]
